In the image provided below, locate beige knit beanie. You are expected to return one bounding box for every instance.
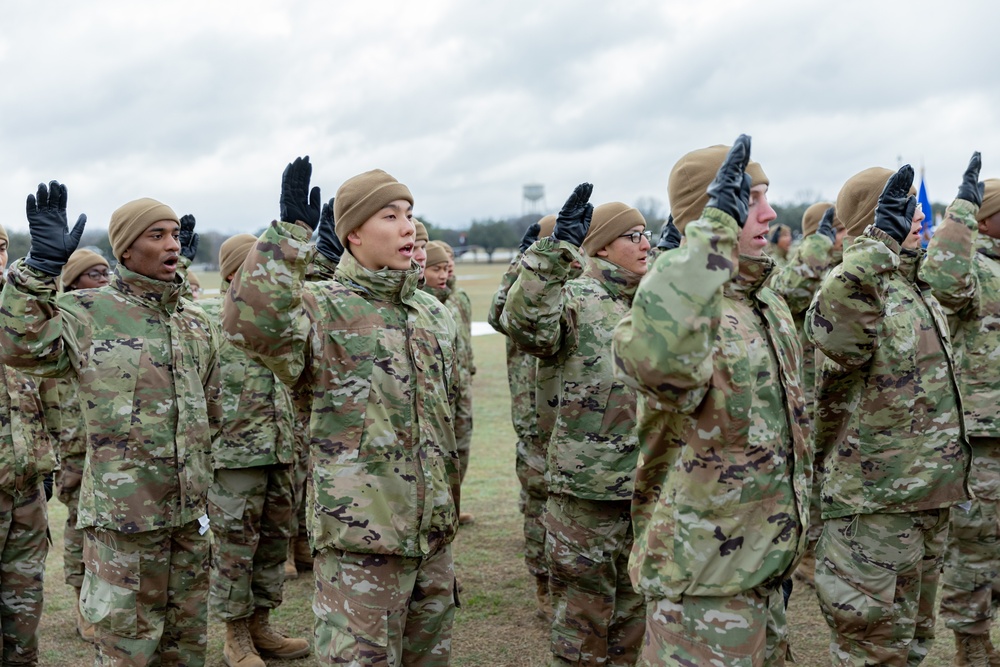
[538,214,556,238]
[187,270,201,290]
[218,233,258,281]
[836,167,916,239]
[109,198,180,261]
[0,223,7,247]
[334,170,413,245]
[425,241,450,267]
[61,249,109,288]
[581,203,646,257]
[414,220,429,243]
[978,178,1000,222]
[668,145,769,233]
[801,202,834,237]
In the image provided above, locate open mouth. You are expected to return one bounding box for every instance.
[164,257,178,269]
[399,243,414,257]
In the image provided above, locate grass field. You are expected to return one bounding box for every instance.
[37,259,980,665]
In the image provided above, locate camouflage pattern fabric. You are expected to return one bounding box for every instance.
[543,494,644,666]
[806,226,971,520]
[919,199,1000,636]
[501,240,642,502]
[612,207,811,602]
[0,484,47,667]
[0,261,223,534]
[815,510,948,666]
[312,545,457,666]
[222,221,460,558]
[81,520,210,667]
[939,438,1000,634]
[0,364,56,496]
[208,465,294,621]
[200,288,296,469]
[56,452,86,588]
[489,255,548,578]
[640,585,788,667]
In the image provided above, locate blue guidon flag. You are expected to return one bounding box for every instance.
[918,168,934,247]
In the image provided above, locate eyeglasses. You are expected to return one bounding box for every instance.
[84,269,110,280]
[619,230,653,244]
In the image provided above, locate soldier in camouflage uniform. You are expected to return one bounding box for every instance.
[222,158,461,666]
[204,234,310,667]
[769,203,841,589]
[56,248,112,644]
[0,184,222,667]
[0,223,57,667]
[767,223,793,267]
[488,214,557,619]
[612,136,811,666]
[806,163,973,666]
[920,155,1000,664]
[501,187,648,666]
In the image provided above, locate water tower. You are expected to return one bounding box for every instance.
[522,183,546,215]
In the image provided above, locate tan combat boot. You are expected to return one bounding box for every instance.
[284,553,299,580]
[74,586,96,643]
[249,607,311,660]
[953,630,998,667]
[224,619,265,667]
[292,536,313,573]
[535,575,553,622]
[458,512,476,525]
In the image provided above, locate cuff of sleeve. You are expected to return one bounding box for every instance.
[863,225,902,255]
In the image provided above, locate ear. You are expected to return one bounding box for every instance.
[596,248,609,257]
[347,230,363,247]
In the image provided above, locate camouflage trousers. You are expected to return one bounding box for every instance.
[515,455,548,579]
[0,483,47,667]
[639,587,788,667]
[81,519,210,667]
[542,494,644,666]
[289,442,309,546]
[815,509,948,666]
[56,452,86,589]
[312,544,458,666]
[941,437,1000,634]
[208,465,294,622]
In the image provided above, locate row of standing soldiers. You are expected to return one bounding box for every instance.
[0,160,476,666]
[493,137,1000,666]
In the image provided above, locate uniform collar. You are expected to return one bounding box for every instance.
[112,264,184,313]
[334,251,420,304]
[976,234,1000,261]
[726,254,774,299]
[584,257,643,300]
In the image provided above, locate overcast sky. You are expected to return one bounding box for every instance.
[1,1,997,235]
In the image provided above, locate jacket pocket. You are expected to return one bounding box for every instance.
[80,530,141,637]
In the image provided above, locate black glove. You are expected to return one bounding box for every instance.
[179,214,199,261]
[956,151,984,207]
[656,216,681,250]
[874,165,918,246]
[280,156,322,231]
[24,181,86,276]
[706,134,752,227]
[519,222,541,253]
[316,197,344,263]
[817,207,837,242]
[552,183,594,247]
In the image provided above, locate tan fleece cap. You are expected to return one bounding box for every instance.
[801,202,834,237]
[538,214,556,237]
[61,249,109,288]
[425,240,450,267]
[334,170,413,245]
[219,233,258,281]
[978,178,1000,222]
[668,145,769,233]
[0,223,8,246]
[187,270,200,289]
[109,198,180,261]
[581,202,646,256]
[414,220,429,243]
[836,167,916,239]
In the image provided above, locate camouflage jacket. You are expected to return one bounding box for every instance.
[501,239,641,502]
[612,208,811,600]
[222,221,461,557]
[489,255,544,471]
[770,233,835,411]
[52,375,86,460]
[0,362,56,494]
[422,284,473,452]
[201,287,296,469]
[921,199,1000,438]
[807,226,972,518]
[0,261,222,533]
